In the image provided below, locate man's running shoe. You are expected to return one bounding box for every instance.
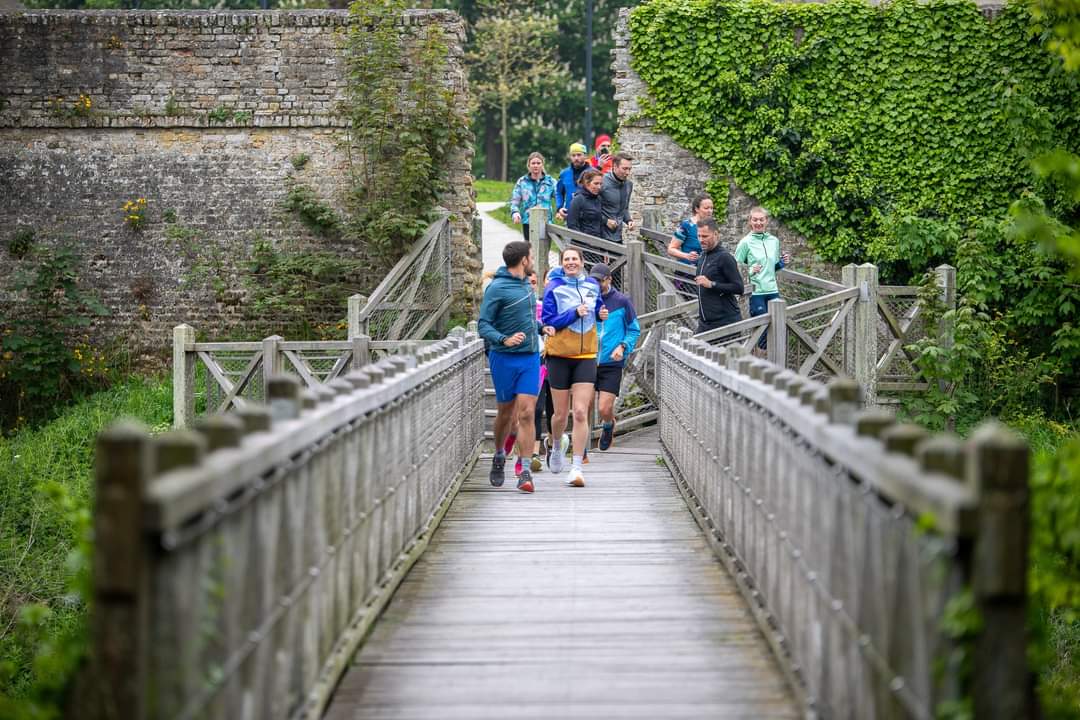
[517,469,534,493]
[566,467,585,487]
[503,432,517,456]
[530,454,543,472]
[489,454,506,487]
[514,456,523,477]
[599,421,615,451]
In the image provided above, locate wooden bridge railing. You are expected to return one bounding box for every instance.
[657,327,1032,720]
[88,326,485,720]
[527,207,951,408]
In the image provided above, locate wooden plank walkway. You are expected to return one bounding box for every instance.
[324,429,798,719]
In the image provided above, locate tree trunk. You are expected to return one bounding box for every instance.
[483,108,500,181]
[500,99,509,183]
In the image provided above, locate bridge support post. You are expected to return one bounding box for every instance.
[936,264,957,425]
[348,293,368,339]
[262,335,284,400]
[90,421,153,720]
[529,206,550,287]
[766,298,787,367]
[173,323,196,429]
[627,239,646,311]
[853,263,879,406]
[351,334,371,370]
[968,423,1033,720]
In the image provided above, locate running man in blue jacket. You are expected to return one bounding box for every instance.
[477,240,541,493]
[589,263,640,451]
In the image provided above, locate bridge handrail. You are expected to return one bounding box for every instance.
[658,328,1031,719]
[89,326,486,720]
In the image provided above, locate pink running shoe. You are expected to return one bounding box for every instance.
[514,456,523,477]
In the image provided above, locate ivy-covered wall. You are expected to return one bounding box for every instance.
[624,0,1079,278]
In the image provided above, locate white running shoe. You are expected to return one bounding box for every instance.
[566,467,585,488]
[548,444,565,473]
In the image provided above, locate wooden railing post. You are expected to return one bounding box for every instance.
[351,334,371,370]
[348,293,368,339]
[968,422,1033,719]
[172,324,196,429]
[261,334,283,400]
[854,263,879,406]
[92,421,153,720]
[842,263,857,378]
[627,239,646,312]
[529,205,549,285]
[766,298,787,367]
[936,264,957,409]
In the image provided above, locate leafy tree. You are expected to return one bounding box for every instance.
[467,2,565,181]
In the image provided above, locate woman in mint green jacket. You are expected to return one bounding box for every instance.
[734,206,791,353]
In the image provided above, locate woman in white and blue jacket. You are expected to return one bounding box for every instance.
[540,247,607,487]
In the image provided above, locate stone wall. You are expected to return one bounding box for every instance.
[0,9,479,355]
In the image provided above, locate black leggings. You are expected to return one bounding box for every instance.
[534,378,553,440]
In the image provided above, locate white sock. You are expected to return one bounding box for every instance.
[572,455,583,470]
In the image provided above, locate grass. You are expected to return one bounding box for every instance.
[474,178,514,203]
[0,375,171,700]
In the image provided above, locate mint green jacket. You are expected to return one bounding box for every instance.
[735,232,784,295]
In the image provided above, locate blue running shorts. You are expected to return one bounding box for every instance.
[488,351,541,403]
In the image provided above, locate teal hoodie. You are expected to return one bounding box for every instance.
[478,267,540,354]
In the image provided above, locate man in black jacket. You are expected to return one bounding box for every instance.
[694,218,744,333]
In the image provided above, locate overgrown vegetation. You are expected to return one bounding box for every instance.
[0,246,111,433]
[0,377,171,713]
[337,0,469,256]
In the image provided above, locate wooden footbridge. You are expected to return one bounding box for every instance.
[87,325,1033,719]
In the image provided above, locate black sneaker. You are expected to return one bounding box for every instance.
[599,421,615,451]
[489,454,506,487]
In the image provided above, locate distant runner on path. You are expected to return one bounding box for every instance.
[477,241,542,493]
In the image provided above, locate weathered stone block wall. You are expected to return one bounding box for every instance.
[0,9,478,355]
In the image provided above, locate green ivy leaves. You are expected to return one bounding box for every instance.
[628,0,1079,267]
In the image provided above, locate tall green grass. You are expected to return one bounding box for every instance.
[474,178,513,203]
[0,375,171,702]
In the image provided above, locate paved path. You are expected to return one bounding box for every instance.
[324,429,798,720]
[478,201,522,275]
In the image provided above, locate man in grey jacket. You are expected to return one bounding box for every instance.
[600,153,634,243]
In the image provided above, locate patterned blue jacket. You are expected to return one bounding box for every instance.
[510,173,557,223]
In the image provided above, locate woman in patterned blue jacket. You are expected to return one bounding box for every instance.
[510,152,557,242]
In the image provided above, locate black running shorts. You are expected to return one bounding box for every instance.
[594,364,623,395]
[546,356,597,390]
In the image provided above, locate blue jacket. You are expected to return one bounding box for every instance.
[478,267,540,354]
[556,163,590,212]
[597,288,640,367]
[510,173,557,223]
[541,268,604,358]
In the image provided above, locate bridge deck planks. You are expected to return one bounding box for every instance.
[324,429,798,720]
